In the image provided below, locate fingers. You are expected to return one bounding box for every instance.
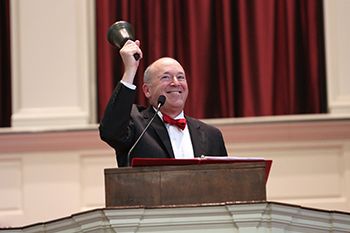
[120,40,143,84]
[120,40,143,66]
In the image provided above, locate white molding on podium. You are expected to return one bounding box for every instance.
[1,203,350,233]
[324,0,350,114]
[9,0,96,128]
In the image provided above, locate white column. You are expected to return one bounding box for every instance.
[324,0,350,114]
[10,0,96,128]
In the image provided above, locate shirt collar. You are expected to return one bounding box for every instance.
[153,106,184,120]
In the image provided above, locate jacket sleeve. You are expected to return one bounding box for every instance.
[98,81,137,150]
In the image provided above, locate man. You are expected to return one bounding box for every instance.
[99,40,227,167]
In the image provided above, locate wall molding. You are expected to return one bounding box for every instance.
[9,0,96,128]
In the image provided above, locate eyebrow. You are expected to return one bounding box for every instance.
[160,71,185,76]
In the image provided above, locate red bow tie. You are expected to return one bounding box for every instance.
[162,113,187,130]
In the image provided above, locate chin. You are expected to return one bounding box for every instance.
[168,100,184,107]
[163,103,184,112]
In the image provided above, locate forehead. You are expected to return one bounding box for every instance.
[152,58,185,75]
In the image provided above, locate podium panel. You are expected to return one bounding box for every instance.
[105,162,267,207]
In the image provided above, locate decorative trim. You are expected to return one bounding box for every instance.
[3,202,350,232]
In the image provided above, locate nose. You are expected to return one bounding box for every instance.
[170,76,180,86]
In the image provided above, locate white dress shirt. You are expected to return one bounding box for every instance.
[157,111,194,159]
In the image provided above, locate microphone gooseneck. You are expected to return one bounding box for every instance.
[127,95,166,166]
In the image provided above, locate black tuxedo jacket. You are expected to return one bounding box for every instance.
[99,82,227,167]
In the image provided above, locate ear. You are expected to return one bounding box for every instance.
[142,83,151,98]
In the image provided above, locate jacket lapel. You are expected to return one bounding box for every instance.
[142,107,175,158]
[186,117,205,157]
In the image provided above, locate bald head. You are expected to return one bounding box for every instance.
[143,57,184,84]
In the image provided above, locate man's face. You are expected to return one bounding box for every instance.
[142,58,189,116]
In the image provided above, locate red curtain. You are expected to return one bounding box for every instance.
[0,0,12,127]
[96,0,327,120]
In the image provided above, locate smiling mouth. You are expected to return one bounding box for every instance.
[167,91,182,94]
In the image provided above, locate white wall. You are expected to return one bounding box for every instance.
[213,115,350,212]
[10,0,96,127]
[1,116,350,227]
[0,127,115,227]
[324,0,350,114]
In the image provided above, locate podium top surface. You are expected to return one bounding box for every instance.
[129,157,273,182]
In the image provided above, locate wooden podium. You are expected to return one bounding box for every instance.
[105,158,272,207]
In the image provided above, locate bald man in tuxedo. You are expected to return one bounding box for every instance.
[99,40,227,167]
